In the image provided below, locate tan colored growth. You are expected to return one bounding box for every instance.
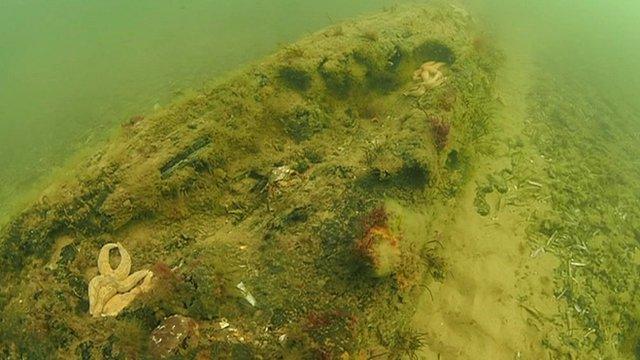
[406,61,447,96]
[88,243,154,317]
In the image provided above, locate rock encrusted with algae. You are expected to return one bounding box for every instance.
[0,4,501,358]
[87,243,154,317]
[149,315,199,358]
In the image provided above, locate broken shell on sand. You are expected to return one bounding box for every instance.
[88,242,154,317]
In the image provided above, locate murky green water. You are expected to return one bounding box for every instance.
[470,0,640,96]
[0,0,398,222]
[2,1,638,221]
[1,1,640,358]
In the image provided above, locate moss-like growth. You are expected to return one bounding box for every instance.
[487,173,508,194]
[59,244,77,265]
[397,160,429,188]
[0,307,58,358]
[352,46,405,94]
[303,147,324,164]
[318,57,367,96]
[0,4,501,358]
[367,151,405,182]
[386,327,427,360]
[75,341,94,360]
[363,138,432,191]
[183,254,240,320]
[445,149,460,170]
[277,65,312,92]
[293,159,309,174]
[360,29,380,42]
[414,40,456,64]
[279,104,328,142]
[429,116,451,151]
[113,320,149,358]
[206,341,260,360]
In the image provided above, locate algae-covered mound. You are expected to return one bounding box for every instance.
[0,5,501,358]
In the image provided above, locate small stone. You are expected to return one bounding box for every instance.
[149,315,198,358]
[474,195,490,216]
[59,244,78,265]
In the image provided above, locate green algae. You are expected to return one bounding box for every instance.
[0,5,502,358]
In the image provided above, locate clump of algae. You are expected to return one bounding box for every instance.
[0,4,503,358]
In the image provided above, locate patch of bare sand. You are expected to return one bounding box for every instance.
[414,43,560,359]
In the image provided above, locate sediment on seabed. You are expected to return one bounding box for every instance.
[0,5,502,358]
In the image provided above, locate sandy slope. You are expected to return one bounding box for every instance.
[414,39,561,359]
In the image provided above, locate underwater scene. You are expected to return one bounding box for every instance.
[1,0,640,359]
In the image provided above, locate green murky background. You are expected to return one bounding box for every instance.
[1,0,639,223]
[0,0,396,223]
[2,1,640,358]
